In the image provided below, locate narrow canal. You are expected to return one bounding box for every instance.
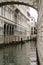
[0,41,37,65]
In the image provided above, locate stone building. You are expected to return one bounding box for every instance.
[0,4,31,43]
[37,0,43,65]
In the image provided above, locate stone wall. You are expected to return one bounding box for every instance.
[37,0,43,65]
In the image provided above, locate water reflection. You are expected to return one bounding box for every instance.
[0,41,37,65]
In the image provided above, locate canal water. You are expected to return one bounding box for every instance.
[0,41,37,65]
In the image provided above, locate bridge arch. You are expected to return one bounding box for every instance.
[0,1,38,10]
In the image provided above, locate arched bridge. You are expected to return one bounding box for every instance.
[0,0,38,10]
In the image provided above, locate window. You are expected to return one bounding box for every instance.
[10,25,11,35]
[7,25,9,35]
[31,27,33,30]
[4,24,6,36]
[12,26,14,35]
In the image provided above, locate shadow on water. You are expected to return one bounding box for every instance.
[21,42,25,49]
[34,39,40,65]
[0,41,39,65]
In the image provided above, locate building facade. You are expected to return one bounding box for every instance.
[0,5,31,44]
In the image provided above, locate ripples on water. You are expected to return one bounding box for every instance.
[0,41,37,65]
